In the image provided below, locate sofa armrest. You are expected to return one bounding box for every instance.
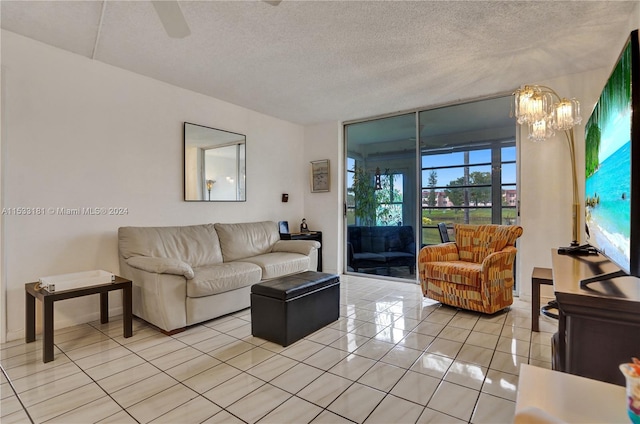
[418,242,460,262]
[126,256,195,279]
[418,242,460,283]
[347,242,355,265]
[481,246,517,269]
[272,239,320,256]
[481,246,517,289]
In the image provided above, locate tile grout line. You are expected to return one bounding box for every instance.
[2,282,553,424]
[45,319,206,423]
[1,362,35,424]
[95,321,233,424]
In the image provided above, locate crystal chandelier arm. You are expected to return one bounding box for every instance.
[535,85,562,101]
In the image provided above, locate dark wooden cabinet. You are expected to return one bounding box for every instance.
[551,249,640,386]
[281,231,322,272]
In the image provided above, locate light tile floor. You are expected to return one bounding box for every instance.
[0,275,557,423]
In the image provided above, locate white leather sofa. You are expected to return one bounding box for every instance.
[118,221,320,333]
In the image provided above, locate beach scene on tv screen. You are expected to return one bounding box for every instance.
[585,41,632,272]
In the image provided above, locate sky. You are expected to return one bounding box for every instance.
[347,146,517,193]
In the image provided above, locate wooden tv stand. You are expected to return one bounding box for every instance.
[551,248,640,386]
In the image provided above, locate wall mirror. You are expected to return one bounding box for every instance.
[184,122,246,201]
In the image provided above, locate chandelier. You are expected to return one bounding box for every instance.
[513,85,582,142]
[512,85,582,247]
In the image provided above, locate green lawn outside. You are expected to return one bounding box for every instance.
[347,207,517,246]
[421,207,516,245]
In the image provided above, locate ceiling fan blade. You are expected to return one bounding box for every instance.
[152,1,191,39]
[263,0,283,6]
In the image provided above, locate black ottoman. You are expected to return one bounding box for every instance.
[251,271,340,346]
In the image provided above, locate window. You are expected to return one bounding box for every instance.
[376,173,403,226]
[418,96,517,247]
[420,142,516,245]
[346,157,356,225]
[347,165,405,226]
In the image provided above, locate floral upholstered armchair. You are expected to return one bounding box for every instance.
[418,224,523,314]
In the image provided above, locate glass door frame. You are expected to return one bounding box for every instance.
[343,92,518,284]
[343,111,420,283]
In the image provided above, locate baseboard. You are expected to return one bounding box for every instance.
[519,293,531,302]
[6,329,24,342]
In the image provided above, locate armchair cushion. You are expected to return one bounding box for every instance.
[455,224,522,263]
[423,260,482,288]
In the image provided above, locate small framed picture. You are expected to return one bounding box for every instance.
[310,159,330,193]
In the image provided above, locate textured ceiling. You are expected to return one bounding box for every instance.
[1,1,638,125]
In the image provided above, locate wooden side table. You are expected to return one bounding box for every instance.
[531,267,553,332]
[25,276,133,363]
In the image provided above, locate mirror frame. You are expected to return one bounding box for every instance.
[184,122,246,202]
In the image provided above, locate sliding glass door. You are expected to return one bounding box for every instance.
[345,113,418,280]
[419,96,516,245]
[344,95,517,283]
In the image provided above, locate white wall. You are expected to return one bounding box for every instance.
[303,122,343,275]
[1,31,307,341]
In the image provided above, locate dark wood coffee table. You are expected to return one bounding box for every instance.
[25,276,132,363]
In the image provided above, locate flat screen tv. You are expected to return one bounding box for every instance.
[583,29,640,286]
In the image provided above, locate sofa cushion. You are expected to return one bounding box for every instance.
[347,225,416,255]
[215,221,280,262]
[188,262,261,298]
[380,251,414,262]
[353,252,387,263]
[361,235,387,254]
[423,260,482,288]
[238,252,310,280]
[347,225,417,272]
[126,256,194,279]
[119,224,223,267]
